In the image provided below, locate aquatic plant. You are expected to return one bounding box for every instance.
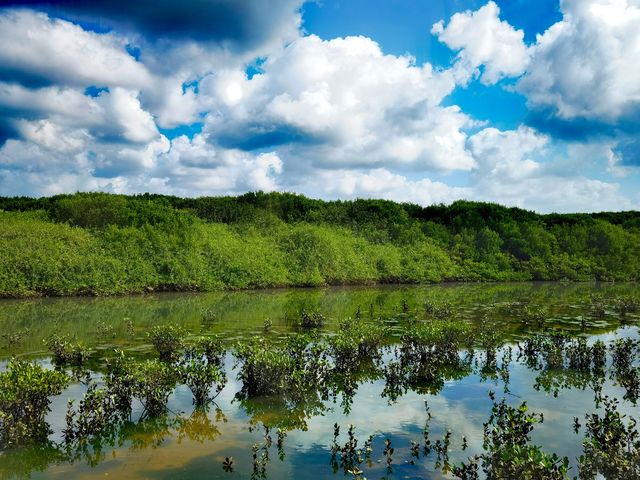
[202,308,217,324]
[63,383,123,445]
[297,310,326,329]
[234,335,330,399]
[613,296,639,316]
[329,318,387,371]
[103,350,135,415]
[263,319,273,333]
[578,396,640,478]
[424,300,453,319]
[0,359,68,449]
[382,319,473,400]
[130,360,178,417]
[330,423,371,477]
[589,294,606,318]
[180,340,227,406]
[95,321,116,339]
[453,396,569,479]
[276,428,286,460]
[222,456,234,472]
[148,324,186,362]
[187,335,225,367]
[45,334,89,366]
[383,437,394,472]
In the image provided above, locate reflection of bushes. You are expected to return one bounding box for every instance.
[453,396,569,479]
[383,320,473,401]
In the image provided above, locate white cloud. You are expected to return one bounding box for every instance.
[432,1,530,85]
[295,168,471,206]
[94,87,159,144]
[0,83,160,147]
[518,0,640,121]
[469,126,546,181]
[467,126,636,212]
[0,9,152,89]
[0,132,284,197]
[201,34,475,172]
[15,119,89,153]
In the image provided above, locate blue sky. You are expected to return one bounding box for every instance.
[0,0,638,212]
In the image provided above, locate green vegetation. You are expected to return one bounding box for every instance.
[0,360,68,448]
[1,293,639,479]
[453,396,570,479]
[44,334,90,366]
[0,192,639,297]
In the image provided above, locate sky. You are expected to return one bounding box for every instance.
[0,0,639,213]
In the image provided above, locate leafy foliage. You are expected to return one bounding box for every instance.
[45,334,89,366]
[578,396,640,478]
[0,360,68,449]
[1,192,639,297]
[148,324,186,362]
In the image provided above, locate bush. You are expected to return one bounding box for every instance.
[298,310,326,329]
[148,324,186,362]
[130,360,178,417]
[0,360,68,448]
[45,334,89,366]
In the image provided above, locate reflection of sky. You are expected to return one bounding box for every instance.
[14,332,638,480]
[1,285,639,479]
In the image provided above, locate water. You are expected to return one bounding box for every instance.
[0,282,638,479]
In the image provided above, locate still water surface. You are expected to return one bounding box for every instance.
[0,282,638,479]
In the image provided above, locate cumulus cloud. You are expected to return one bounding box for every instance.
[0,9,152,89]
[294,168,471,206]
[201,34,475,171]
[0,132,284,197]
[431,1,530,85]
[0,0,637,212]
[0,83,160,147]
[518,0,640,123]
[467,126,636,212]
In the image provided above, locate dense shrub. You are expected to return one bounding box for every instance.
[0,360,69,448]
[1,192,639,297]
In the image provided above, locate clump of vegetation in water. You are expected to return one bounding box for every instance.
[103,351,136,415]
[383,319,473,401]
[130,359,178,417]
[45,334,90,366]
[180,337,227,406]
[610,338,640,404]
[63,383,123,445]
[519,332,570,370]
[613,296,639,316]
[329,318,387,368]
[577,396,640,478]
[263,319,273,333]
[234,335,329,399]
[453,395,569,479]
[0,359,68,448]
[589,294,606,318]
[297,310,326,329]
[424,300,454,319]
[148,324,186,362]
[95,321,116,339]
[201,308,217,325]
